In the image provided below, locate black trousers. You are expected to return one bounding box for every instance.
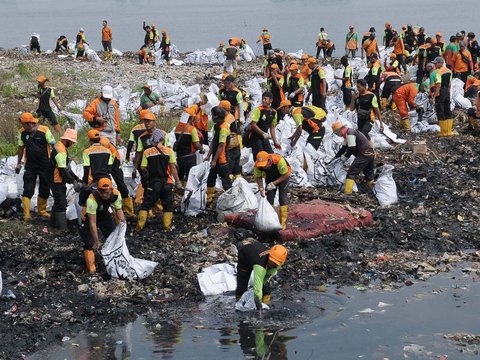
[251,137,273,160]
[177,153,197,181]
[37,109,58,126]
[207,163,232,190]
[342,88,352,107]
[435,87,452,120]
[307,128,325,150]
[358,117,373,139]
[102,41,112,52]
[111,160,129,198]
[51,182,67,213]
[140,181,174,212]
[80,213,116,250]
[266,179,289,206]
[347,154,375,181]
[23,164,51,199]
[312,94,327,111]
[227,146,242,176]
[263,43,272,56]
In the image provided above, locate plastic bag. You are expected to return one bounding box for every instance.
[254,197,282,232]
[181,162,210,216]
[197,263,237,296]
[101,223,158,280]
[373,165,398,207]
[235,289,269,312]
[217,178,258,212]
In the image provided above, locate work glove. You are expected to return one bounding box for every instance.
[266,182,276,191]
[175,182,185,191]
[262,132,271,140]
[340,155,348,162]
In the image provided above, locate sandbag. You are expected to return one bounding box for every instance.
[197,263,237,296]
[373,165,398,208]
[101,223,158,280]
[254,197,282,232]
[235,288,269,312]
[181,162,210,216]
[217,178,258,213]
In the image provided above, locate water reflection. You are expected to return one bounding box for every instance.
[148,320,183,359]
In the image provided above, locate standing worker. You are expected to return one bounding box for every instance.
[82,130,114,186]
[101,20,113,61]
[16,112,56,221]
[81,177,125,274]
[316,27,329,59]
[334,56,354,108]
[235,241,288,313]
[125,110,149,165]
[266,64,285,110]
[350,79,384,138]
[383,23,395,48]
[136,129,182,232]
[83,85,121,145]
[345,26,359,58]
[257,27,272,56]
[35,75,63,133]
[254,151,291,230]
[307,57,328,111]
[224,40,239,76]
[219,100,242,180]
[361,32,380,59]
[453,42,473,86]
[432,57,454,136]
[50,129,81,230]
[286,64,304,107]
[160,29,171,65]
[330,122,376,194]
[219,75,244,123]
[365,53,382,107]
[75,28,88,60]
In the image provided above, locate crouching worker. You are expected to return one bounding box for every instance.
[136,129,183,232]
[330,121,375,195]
[51,129,81,230]
[467,90,480,131]
[80,178,125,274]
[254,151,291,230]
[236,240,288,314]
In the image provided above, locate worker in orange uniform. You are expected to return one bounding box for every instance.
[391,32,406,73]
[101,20,113,61]
[392,82,419,131]
[453,42,474,87]
[286,64,304,107]
[345,25,359,58]
[361,32,379,59]
[83,85,121,145]
[256,27,272,56]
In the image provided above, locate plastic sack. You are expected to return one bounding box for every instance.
[373,165,398,208]
[197,263,237,296]
[181,162,210,216]
[235,289,269,312]
[254,197,282,232]
[101,223,158,280]
[216,178,258,213]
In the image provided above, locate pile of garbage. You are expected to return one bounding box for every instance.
[184,44,256,65]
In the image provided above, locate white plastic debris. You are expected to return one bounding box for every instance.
[181,162,210,216]
[235,289,269,312]
[373,164,398,208]
[197,263,237,296]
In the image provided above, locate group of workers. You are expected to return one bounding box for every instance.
[138,22,171,65]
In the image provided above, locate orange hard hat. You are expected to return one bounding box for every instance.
[219,100,231,111]
[331,121,344,134]
[87,129,100,140]
[98,178,112,189]
[270,63,279,69]
[290,64,299,71]
[141,111,156,121]
[301,53,309,60]
[277,99,292,110]
[36,75,48,83]
[19,112,38,123]
[307,57,317,64]
[255,151,270,168]
[390,53,397,59]
[436,32,442,37]
[61,128,78,143]
[269,244,288,266]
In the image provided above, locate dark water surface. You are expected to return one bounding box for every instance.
[1,0,478,53]
[29,266,480,359]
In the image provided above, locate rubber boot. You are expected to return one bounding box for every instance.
[380,98,387,110]
[22,196,32,221]
[148,209,155,218]
[447,119,456,136]
[401,118,411,131]
[53,124,62,133]
[438,120,448,137]
[55,211,68,230]
[122,197,135,218]
[50,211,57,227]
[84,250,96,274]
[390,102,397,111]
[344,179,355,195]
[279,205,288,230]
[162,212,173,231]
[262,294,271,304]
[154,199,163,213]
[367,180,375,189]
[207,187,215,204]
[136,210,148,232]
[37,197,50,218]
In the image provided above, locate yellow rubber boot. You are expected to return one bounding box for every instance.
[438,120,448,137]
[344,179,355,195]
[84,250,96,274]
[279,205,288,230]
[401,118,411,131]
[122,197,135,218]
[22,196,32,221]
[154,199,163,213]
[136,210,148,232]
[262,294,271,304]
[390,102,397,111]
[37,197,50,218]
[447,119,456,136]
[207,187,215,204]
[163,212,173,231]
[148,209,155,218]
[380,98,387,109]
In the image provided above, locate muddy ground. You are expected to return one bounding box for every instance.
[0,50,480,359]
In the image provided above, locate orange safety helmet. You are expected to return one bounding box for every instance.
[331,121,344,134]
[255,151,270,168]
[98,178,112,189]
[87,129,100,140]
[19,112,39,123]
[289,64,299,71]
[141,111,156,121]
[219,100,231,111]
[269,244,288,266]
[277,99,292,110]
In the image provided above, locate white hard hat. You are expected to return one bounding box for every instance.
[102,85,113,99]
[79,28,84,32]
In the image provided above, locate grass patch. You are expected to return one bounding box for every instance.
[0,140,17,158]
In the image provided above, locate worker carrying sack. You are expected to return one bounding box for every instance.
[254,197,282,232]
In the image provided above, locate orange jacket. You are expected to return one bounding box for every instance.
[83,97,121,133]
[102,26,112,42]
[393,38,405,55]
[453,49,473,73]
[230,37,243,47]
[363,39,378,57]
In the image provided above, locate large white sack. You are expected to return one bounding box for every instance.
[254,197,282,232]
[327,159,358,192]
[303,144,330,187]
[197,263,237,296]
[451,78,472,109]
[181,161,210,216]
[85,45,102,63]
[235,289,269,312]
[101,223,158,280]
[216,178,258,212]
[373,164,398,207]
